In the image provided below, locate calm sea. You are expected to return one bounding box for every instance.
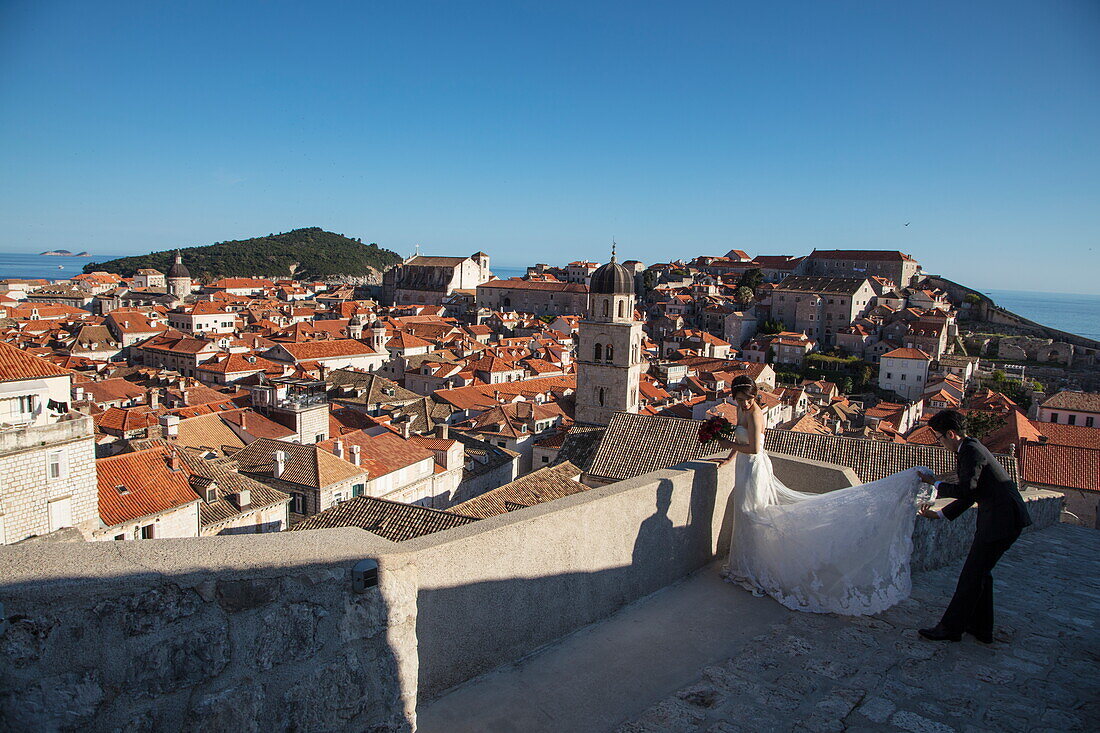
[982,289,1100,341]
[2,253,1095,341]
[0,251,121,281]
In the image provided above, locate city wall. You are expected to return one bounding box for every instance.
[0,453,1064,731]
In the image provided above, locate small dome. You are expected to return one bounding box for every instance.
[167,252,190,279]
[589,257,634,296]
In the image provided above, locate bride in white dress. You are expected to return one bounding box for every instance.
[717,376,928,615]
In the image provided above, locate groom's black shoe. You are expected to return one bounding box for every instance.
[919,626,962,642]
[965,627,994,644]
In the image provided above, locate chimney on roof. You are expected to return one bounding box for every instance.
[159,413,179,438]
[147,388,159,409]
[401,420,412,440]
[274,450,287,477]
[436,423,449,440]
[235,488,251,509]
[517,401,533,419]
[73,386,84,402]
[168,449,181,472]
[334,439,344,460]
[350,444,361,466]
[493,389,502,403]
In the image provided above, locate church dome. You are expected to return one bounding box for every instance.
[589,257,633,296]
[167,252,190,279]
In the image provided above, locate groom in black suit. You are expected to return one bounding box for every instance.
[916,410,1032,643]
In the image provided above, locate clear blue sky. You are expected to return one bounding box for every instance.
[1,1,1097,292]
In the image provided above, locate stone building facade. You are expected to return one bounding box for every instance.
[768,276,876,346]
[796,249,922,287]
[475,278,589,316]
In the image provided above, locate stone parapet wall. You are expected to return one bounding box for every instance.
[0,529,416,732]
[0,456,1067,730]
[910,488,1064,572]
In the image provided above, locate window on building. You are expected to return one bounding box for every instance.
[1068,414,1076,426]
[1049,412,1059,423]
[46,450,66,480]
[113,533,125,541]
[291,493,306,514]
[617,300,624,318]
[886,372,893,379]
[352,483,364,497]
[594,343,602,361]
[1087,416,1095,428]
[333,491,346,505]
[598,387,605,406]
[497,441,506,447]
[1,395,35,423]
[603,300,609,317]
[140,523,155,540]
[606,345,614,362]
[541,455,549,464]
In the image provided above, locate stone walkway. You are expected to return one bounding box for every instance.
[618,524,1099,733]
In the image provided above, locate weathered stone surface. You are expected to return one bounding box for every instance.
[616,698,705,733]
[184,679,263,733]
[0,614,57,667]
[282,649,407,732]
[339,592,387,642]
[97,584,203,636]
[125,624,229,697]
[255,602,326,670]
[0,670,103,732]
[620,526,1098,733]
[215,577,280,612]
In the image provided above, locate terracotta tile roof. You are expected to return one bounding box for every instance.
[1022,443,1099,492]
[97,446,200,526]
[288,495,477,541]
[777,413,831,435]
[478,278,588,293]
[764,430,1018,484]
[172,412,249,453]
[451,462,586,518]
[275,339,380,360]
[196,352,278,374]
[587,413,718,482]
[79,378,146,404]
[95,406,159,435]
[318,430,435,479]
[1034,423,1100,450]
[1041,391,1100,414]
[232,437,365,489]
[881,347,931,360]
[773,276,869,294]
[220,409,296,440]
[386,332,433,350]
[433,375,576,412]
[0,339,70,381]
[808,249,916,262]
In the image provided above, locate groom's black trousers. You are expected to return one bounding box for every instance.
[940,531,1020,635]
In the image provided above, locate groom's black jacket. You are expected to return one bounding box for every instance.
[938,436,1032,541]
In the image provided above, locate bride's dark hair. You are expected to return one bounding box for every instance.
[730,375,758,400]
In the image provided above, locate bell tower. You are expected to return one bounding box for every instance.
[576,245,644,425]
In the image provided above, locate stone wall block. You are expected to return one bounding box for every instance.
[183,679,264,733]
[215,577,280,612]
[95,584,204,636]
[254,601,327,671]
[0,613,58,668]
[0,670,104,732]
[339,591,387,642]
[124,623,230,698]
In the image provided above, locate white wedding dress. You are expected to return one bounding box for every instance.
[724,424,928,615]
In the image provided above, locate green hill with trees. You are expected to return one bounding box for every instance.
[83,228,403,281]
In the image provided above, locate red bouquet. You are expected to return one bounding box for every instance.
[698,416,736,444]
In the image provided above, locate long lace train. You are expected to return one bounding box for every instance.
[724,452,928,615]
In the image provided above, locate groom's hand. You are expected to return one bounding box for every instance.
[917,470,937,484]
[917,503,940,519]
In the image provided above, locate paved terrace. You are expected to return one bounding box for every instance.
[421,524,1098,733]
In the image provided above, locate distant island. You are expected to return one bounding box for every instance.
[40,249,92,256]
[83,227,403,281]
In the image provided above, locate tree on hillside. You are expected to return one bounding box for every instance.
[737,268,763,292]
